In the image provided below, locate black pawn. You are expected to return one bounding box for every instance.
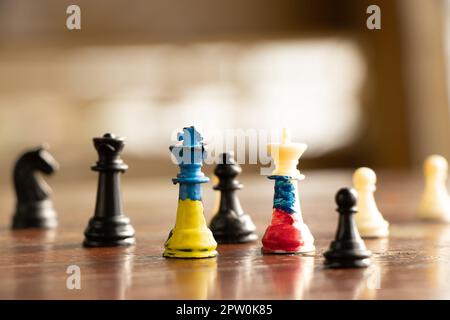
[324,188,371,268]
[209,153,257,244]
[83,133,135,247]
[12,145,59,229]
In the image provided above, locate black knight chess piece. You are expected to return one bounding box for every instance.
[83,133,135,247]
[324,188,371,268]
[209,153,257,244]
[12,145,59,229]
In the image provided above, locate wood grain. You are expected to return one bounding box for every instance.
[1,169,449,300]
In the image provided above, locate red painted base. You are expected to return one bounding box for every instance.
[262,208,314,254]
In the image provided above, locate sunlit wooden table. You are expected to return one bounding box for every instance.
[1,169,449,300]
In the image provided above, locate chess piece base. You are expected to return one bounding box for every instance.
[164,228,218,259]
[163,248,218,259]
[262,209,315,254]
[418,205,450,222]
[261,244,315,255]
[83,216,135,247]
[357,221,390,238]
[164,199,218,259]
[83,237,135,247]
[324,258,371,269]
[12,200,58,229]
[324,247,372,269]
[262,241,316,254]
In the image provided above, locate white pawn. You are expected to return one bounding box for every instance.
[353,167,389,238]
[418,155,450,222]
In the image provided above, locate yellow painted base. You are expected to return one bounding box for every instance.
[163,247,218,259]
[164,199,218,259]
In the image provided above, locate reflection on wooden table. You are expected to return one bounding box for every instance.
[1,170,450,299]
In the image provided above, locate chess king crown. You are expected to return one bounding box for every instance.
[267,128,307,180]
[170,126,209,185]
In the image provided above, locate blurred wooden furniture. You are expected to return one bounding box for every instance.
[1,169,450,299]
[2,0,449,169]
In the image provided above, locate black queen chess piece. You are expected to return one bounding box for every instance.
[324,188,371,268]
[83,133,135,247]
[12,145,59,229]
[209,153,258,243]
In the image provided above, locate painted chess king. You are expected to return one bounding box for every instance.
[164,126,218,259]
[262,128,315,254]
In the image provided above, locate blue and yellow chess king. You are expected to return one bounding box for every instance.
[164,126,218,259]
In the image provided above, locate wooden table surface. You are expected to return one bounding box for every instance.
[1,169,450,300]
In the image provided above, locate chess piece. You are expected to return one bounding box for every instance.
[353,167,389,238]
[211,175,221,216]
[262,128,315,254]
[418,155,450,222]
[164,126,218,258]
[209,152,258,244]
[324,188,371,268]
[12,145,59,229]
[83,133,135,247]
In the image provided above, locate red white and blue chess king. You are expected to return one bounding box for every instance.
[262,128,315,254]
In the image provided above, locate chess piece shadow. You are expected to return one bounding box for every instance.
[10,229,57,299]
[12,145,59,229]
[421,224,450,289]
[209,153,257,244]
[323,265,380,300]
[262,255,314,299]
[166,258,218,299]
[11,228,57,247]
[82,247,134,299]
[215,249,254,299]
[353,262,382,299]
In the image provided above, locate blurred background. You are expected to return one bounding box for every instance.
[1,1,450,301]
[0,0,450,181]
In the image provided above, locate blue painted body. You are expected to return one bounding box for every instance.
[179,184,202,201]
[269,175,297,214]
[170,126,209,201]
